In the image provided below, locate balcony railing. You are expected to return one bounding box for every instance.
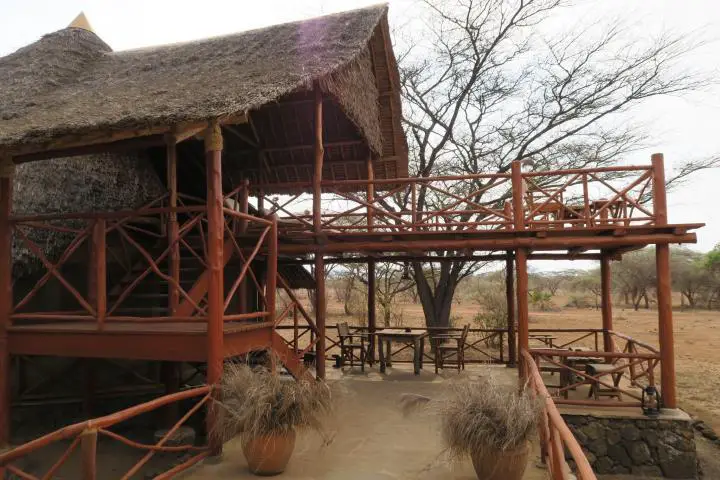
[9,192,277,327]
[253,163,660,236]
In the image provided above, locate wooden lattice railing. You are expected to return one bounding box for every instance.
[251,162,661,235]
[521,349,597,480]
[10,190,276,326]
[528,348,660,408]
[0,386,211,479]
[608,331,661,388]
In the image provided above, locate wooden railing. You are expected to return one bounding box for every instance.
[521,350,597,480]
[608,331,661,389]
[252,163,660,235]
[10,193,276,326]
[0,386,211,479]
[528,328,603,350]
[528,348,660,408]
[273,274,320,359]
[521,165,656,229]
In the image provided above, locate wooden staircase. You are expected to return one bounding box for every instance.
[105,229,311,379]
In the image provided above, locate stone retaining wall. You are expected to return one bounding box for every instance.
[562,413,697,478]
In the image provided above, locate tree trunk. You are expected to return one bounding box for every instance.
[413,261,460,328]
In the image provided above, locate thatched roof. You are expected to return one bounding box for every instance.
[0,4,408,183]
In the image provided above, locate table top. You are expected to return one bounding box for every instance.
[376,329,427,338]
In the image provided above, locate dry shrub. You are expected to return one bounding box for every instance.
[214,361,334,443]
[440,376,541,459]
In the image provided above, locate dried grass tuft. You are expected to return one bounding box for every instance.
[440,376,542,460]
[214,361,334,444]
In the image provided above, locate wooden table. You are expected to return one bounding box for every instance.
[376,329,427,375]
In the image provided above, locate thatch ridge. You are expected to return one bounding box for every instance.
[0,4,389,154]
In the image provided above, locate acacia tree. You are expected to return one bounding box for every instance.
[705,244,720,309]
[671,247,710,308]
[394,0,717,328]
[613,248,656,310]
[337,261,416,327]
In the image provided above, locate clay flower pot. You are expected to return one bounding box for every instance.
[242,430,297,476]
[470,442,530,480]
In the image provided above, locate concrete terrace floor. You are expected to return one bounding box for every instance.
[184,363,549,480]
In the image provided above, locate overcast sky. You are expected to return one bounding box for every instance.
[1,0,719,267]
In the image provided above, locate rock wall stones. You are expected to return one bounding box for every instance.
[562,414,698,478]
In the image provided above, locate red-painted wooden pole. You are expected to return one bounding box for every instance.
[238,179,249,315]
[266,215,278,324]
[651,153,676,408]
[312,82,326,379]
[81,428,98,480]
[0,158,13,447]
[205,122,225,453]
[166,136,180,316]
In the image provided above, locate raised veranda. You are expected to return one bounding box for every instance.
[0,6,703,480]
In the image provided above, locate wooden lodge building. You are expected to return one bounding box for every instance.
[0,5,704,477]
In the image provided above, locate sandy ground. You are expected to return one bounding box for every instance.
[185,364,549,480]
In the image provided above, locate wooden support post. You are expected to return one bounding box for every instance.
[166,137,180,316]
[205,122,225,455]
[315,254,326,379]
[81,428,98,480]
[292,304,299,354]
[266,216,278,323]
[652,153,676,408]
[368,258,377,362]
[238,180,249,315]
[511,161,525,230]
[0,158,14,447]
[92,219,106,330]
[656,244,675,408]
[313,83,324,235]
[367,156,374,231]
[516,248,529,380]
[505,251,516,367]
[652,153,668,225]
[600,254,613,353]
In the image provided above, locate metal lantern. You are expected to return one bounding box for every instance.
[642,386,661,417]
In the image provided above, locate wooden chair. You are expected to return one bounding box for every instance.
[585,363,623,401]
[337,322,367,372]
[433,324,470,373]
[523,178,566,227]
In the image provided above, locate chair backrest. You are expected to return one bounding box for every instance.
[337,322,351,339]
[460,324,470,345]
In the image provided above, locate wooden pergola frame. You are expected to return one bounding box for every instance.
[0,84,696,458]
